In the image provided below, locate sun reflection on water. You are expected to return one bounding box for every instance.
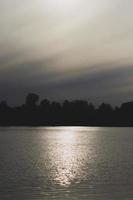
[46,127,86,186]
[38,127,101,188]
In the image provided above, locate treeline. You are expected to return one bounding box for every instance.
[0,93,133,126]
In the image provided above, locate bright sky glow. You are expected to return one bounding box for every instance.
[0,0,133,104]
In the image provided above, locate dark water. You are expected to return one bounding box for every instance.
[0,127,133,200]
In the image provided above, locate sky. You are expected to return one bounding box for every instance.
[0,0,133,105]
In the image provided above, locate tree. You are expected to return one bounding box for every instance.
[0,101,9,109]
[25,93,39,107]
[40,99,50,108]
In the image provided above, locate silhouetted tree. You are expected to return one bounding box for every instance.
[0,92,133,126]
[25,93,39,108]
[98,103,113,113]
[40,99,50,108]
[0,101,9,110]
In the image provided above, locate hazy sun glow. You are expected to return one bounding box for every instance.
[43,0,105,20]
[45,0,82,17]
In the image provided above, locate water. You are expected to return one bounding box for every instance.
[0,127,133,200]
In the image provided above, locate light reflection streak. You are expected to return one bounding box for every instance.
[43,127,84,186]
[40,127,100,187]
[51,127,79,186]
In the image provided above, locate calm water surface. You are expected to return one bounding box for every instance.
[0,127,133,200]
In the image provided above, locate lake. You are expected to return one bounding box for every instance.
[0,127,133,200]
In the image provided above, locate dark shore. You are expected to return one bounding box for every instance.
[0,93,133,127]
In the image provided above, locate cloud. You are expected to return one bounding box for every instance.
[0,0,133,104]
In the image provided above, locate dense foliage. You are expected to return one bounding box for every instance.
[0,93,132,126]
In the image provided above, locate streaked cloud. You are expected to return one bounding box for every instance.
[0,0,133,104]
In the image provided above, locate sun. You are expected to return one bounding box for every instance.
[42,0,105,21]
[45,0,81,17]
